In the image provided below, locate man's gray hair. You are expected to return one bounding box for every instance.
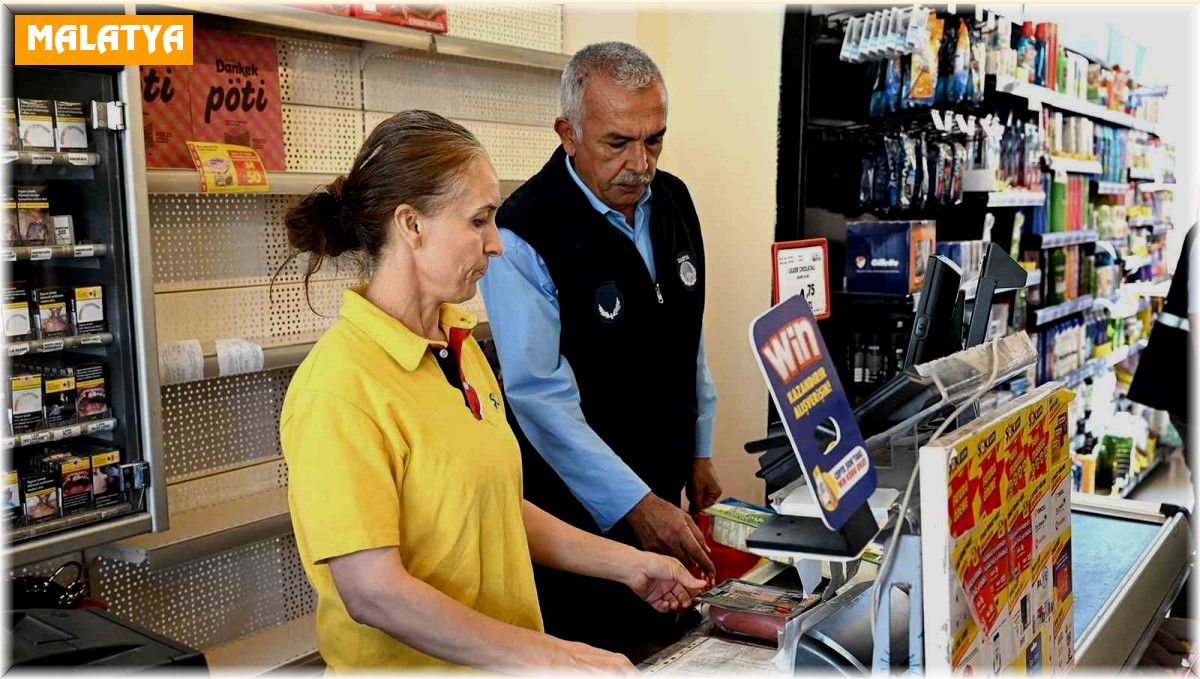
[560,42,665,136]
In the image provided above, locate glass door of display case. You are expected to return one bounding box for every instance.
[4,62,166,567]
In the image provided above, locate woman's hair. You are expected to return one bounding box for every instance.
[281,110,485,300]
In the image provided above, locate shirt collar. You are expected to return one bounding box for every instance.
[564,153,652,222]
[339,285,478,372]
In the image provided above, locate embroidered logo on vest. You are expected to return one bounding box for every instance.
[677,253,698,289]
[595,281,624,323]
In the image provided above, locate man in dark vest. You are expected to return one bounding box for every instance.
[480,42,721,657]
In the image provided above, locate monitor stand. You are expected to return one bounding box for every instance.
[746,504,881,562]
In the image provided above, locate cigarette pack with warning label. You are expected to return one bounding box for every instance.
[17,185,50,247]
[3,468,22,529]
[68,356,108,420]
[3,283,32,341]
[83,444,122,508]
[3,99,19,150]
[70,286,106,335]
[53,101,88,151]
[41,373,76,427]
[48,452,91,516]
[9,373,43,434]
[32,287,70,339]
[3,184,18,245]
[17,99,54,152]
[21,462,58,525]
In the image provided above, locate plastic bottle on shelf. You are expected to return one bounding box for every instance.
[1034,24,1048,87]
[1051,247,1068,304]
[1016,22,1037,83]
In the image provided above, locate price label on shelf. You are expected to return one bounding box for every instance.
[29,247,52,261]
[74,245,95,258]
[7,343,29,357]
[186,141,270,194]
[40,339,64,352]
[30,153,54,166]
[84,420,115,435]
[21,431,51,446]
[57,425,82,440]
[1,250,16,262]
[81,335,105,346]
[772,239,830,319]
[66,153,91,166]
[1,151,17,164]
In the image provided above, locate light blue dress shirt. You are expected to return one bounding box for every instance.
[480,155,718,533]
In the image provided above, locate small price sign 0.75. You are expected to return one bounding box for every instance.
[772,239,830,319]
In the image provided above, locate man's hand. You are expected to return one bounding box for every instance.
[625,494,715,579]
[687,458,722,513]
[623,551,709,613]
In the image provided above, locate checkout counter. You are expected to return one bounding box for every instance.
[640,492,1191,674]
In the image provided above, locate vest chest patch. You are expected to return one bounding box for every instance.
[677,252,698,289]
[595,282,624,323]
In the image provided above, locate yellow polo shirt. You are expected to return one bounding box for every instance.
[281,286,542,670]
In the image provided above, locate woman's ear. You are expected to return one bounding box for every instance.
[392,204,422,250]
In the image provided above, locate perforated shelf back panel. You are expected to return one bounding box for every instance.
[92,534,315,651]
[167,459,289,514]
[446,4,563,53]
[364,112,558,181]
[150,194,359,292]
[161,367,296,483]
[362,51,558,127]
[278,37,363,110]
[283,104,364,174]
[155,280,345,348]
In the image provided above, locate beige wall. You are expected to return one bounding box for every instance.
[564,6,784,504]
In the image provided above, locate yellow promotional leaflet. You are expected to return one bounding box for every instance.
[186,141,269,194]
[919,382,1075,675]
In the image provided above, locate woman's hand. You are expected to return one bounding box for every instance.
[623,551,710,613]
[549,640,639,675]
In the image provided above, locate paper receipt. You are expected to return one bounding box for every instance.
[158,340,204,385]
[215,338,265,377]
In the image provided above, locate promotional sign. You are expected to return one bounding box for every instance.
[15,15,192,66]
[750,294,876,530]
[143,27,283,170]
[186,142,269,194]
[772,238,830,319]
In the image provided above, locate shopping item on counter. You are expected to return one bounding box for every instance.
[3,468,22,529]
[695,579,821,642]
[294,3,352,15]
[353,4,448,32]
[702,498,775,552]
[845,220,936,294]
[32,287,70,339]
[52,101,88,151]
[3,282,32,341]
[85,444,123,509]
[70,286,106,335]
[17,185,51,246]
[2,98,19,150]
[16,99,54,152]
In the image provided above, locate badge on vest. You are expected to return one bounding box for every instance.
[677,253,698,289]
[595,282,624,323]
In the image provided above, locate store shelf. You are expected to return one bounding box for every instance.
[199,340,315,381]
[1139,182,1176,193]
[1022,229,1098,250]
[1128,167,1156,181]
[2,417,118,450]
[983,190,1047,207]
[6,508,151,569]
[1,150,101,167]
[1031,295,1094,327]
[5,333,113,357]
[146,169,337,195]
[1093,181,1128,196]
[433,34,570,71]
[162,2,431,49]
[1,243,108,262]
[106,488,291,571]
[8,502,135,546]
[995,77,1158,133]
[1119,456,1164,499]
[1048,156,1103,175]
[204,613,319,670]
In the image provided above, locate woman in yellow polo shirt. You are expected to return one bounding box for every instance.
[279,110,707,673]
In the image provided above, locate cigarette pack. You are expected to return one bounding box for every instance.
[85,445,122,509]
[17,185,51,246]
[21,459,58,525]
[53,101,88,151]
[3,99,19,150]
[3,184,18,245]
[70,286,106,335]
[17,99,54,152]
[3,282,32,341]
[32,287,70,339]
[3,468,22,529]
[9,373,43,434]
[42,373,77,427]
